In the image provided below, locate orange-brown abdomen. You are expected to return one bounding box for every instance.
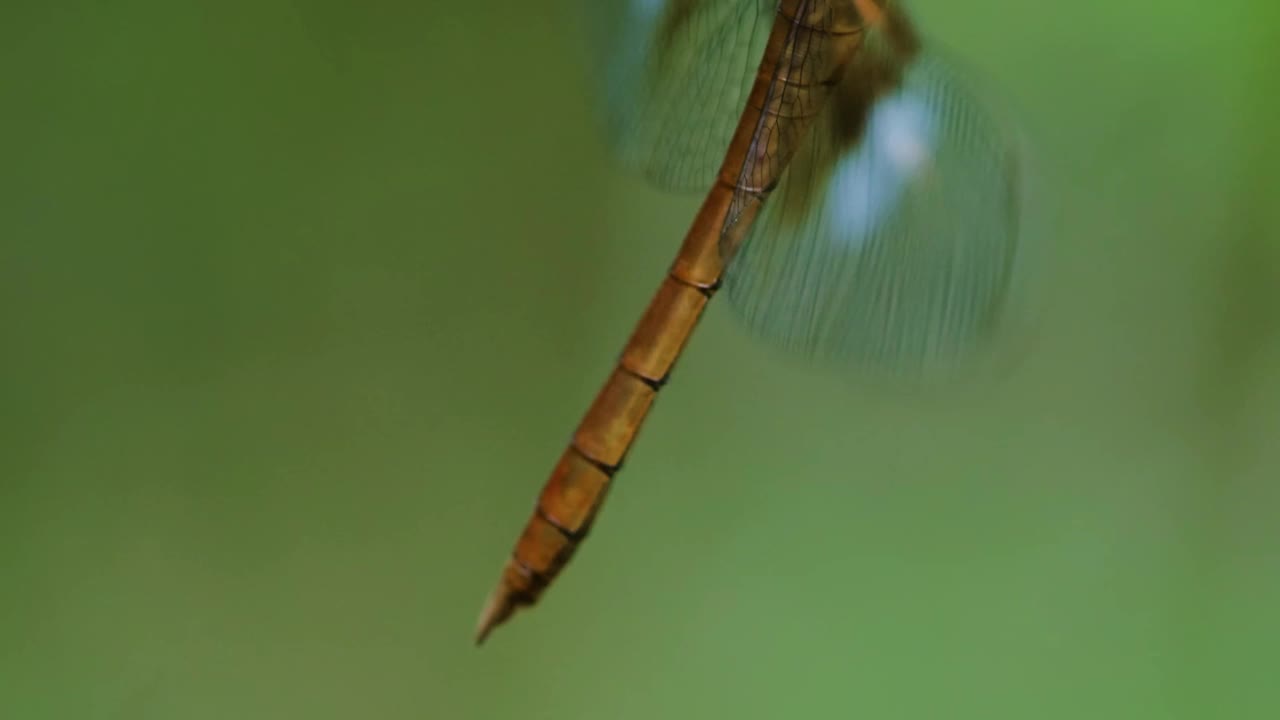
[475,0,870,644]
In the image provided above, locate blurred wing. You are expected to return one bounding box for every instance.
[724,48,1028,377]
[584,0,775,191]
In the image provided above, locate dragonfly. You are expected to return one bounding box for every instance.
[475,0,1028,644]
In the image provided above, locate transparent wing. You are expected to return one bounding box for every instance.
[724,47,1028,377]
[583,0,776,191]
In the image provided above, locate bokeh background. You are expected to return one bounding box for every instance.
[3,1,1278,718]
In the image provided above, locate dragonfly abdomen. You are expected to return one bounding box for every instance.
[476,0,878,645]
[473,187,733,645]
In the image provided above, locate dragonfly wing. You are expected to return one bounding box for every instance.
[583,0,776,192]
[723,46,1029,378]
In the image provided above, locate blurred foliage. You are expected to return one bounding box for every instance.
[1,1,1277,718]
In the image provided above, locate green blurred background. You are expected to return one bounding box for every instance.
[3,1,1278,718]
